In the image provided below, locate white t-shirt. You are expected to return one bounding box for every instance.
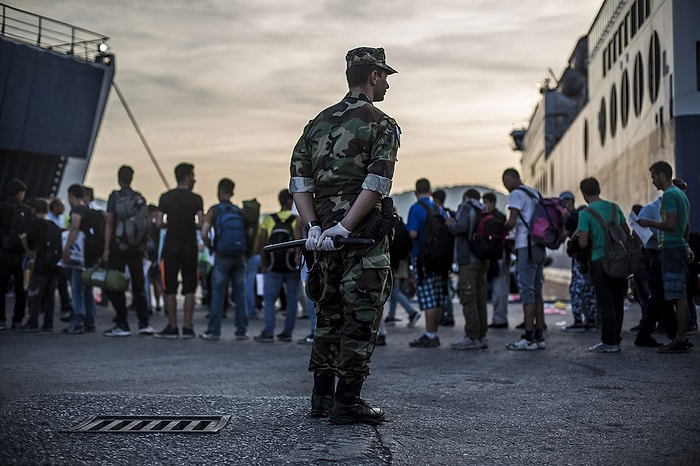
[507,185,538,249]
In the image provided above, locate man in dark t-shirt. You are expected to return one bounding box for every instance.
[154,163,204,339]
[19,199,59,332]
[0,179,31,330]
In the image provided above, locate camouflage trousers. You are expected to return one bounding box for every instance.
[306,238,392,381]
[569,259,597,322]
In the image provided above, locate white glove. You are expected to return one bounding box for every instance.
[305,226,322,251]
[318,223,352,251]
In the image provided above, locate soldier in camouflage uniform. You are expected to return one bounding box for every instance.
[289,47,400,425]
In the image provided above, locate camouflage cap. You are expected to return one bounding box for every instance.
[345,47,397,74]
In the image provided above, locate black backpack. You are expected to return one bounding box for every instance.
[83,208,106,266]
[469,206,506,260]
[417,201,454,274]
[586,203,641,278]
[266,214,296,272]
[41,220,63,269]
[1,201,30,254]
[390,217,413,269]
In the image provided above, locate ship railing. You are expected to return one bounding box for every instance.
[0,3,109,63]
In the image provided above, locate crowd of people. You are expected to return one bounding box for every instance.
[1,47,697,426]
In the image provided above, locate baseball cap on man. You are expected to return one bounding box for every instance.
[559,190,575,201]
[346,47,397,74]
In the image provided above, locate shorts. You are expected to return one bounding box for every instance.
[515,245,545,305]
[413,260,447,311]
[660,247,688,301]
[162,237,198,295]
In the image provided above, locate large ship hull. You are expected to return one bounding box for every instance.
[514,0,699,230]
[0,4,113,200]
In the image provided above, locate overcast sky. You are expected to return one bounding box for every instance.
[19,0,601,211]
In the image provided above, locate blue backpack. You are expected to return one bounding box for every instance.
[214,202,246,256]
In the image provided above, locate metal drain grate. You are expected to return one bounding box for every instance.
[65,415,230,433]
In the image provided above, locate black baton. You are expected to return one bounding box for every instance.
[263,237,375,252]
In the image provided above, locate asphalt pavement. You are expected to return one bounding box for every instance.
[1,285,698,465]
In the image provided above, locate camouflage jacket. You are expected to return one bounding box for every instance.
[289,92,400,231]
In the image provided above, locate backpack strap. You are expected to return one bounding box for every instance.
[513,186,541,229]
[585,203,618,231]
[216,201,234,216]
[466,200,479,239]
[417,200,433,214]
[417,200,435,238]
[514,187,540,260]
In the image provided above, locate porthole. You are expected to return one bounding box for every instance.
[648,30,661,103]
[610,84,618,138]
[598,97,607,146]
[583,119,589,161]
[633,52,644,117]
[621,69,630,128]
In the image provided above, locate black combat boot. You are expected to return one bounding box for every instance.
[311,372,335,418]
[329,378,385,425]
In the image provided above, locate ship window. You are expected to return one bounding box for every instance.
[623,15,629,48]
[583,119,589,161]
[630,3,638,38]
[550,167,554,191]
[603,49,608,77]
[648,31,661,104]
[637,0,645,29]
[610,84,618,138]
[633,52,644,117]
[669,73,674,119]
[598,97,607,146]
[613,33,618,63]
[621,69,630,128]
[617,25,624,55]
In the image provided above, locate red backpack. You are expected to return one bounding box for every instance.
[469,208,506,260]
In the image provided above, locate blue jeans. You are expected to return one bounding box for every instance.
[70,267,95,328]
[300,264,316,335]
[246,255,261,317]
[490,257,510,325]
[660,247,689,301]
[262,270,299,335]
[386,277,415,320]
[207,254,247,336]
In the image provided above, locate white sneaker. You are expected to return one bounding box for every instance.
[451,336,482,350]
[138,326,156,335]
[536,339,546,349]
[506,338,538,351]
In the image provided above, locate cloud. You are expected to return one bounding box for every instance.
[16,0,601,210]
